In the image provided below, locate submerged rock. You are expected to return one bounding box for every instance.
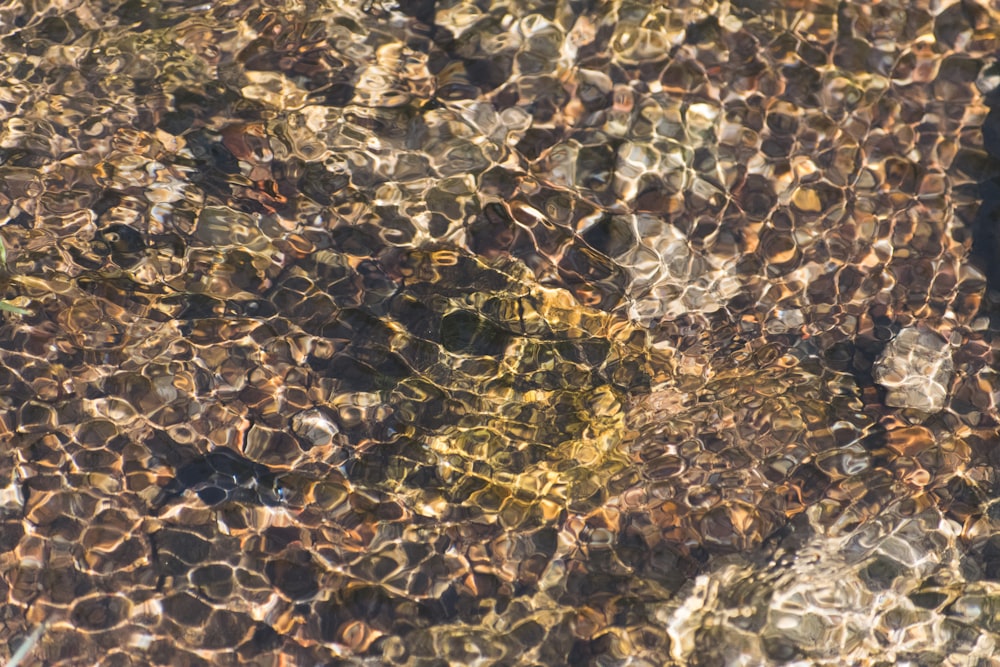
[874,327,954,412]
[0,0,999,665]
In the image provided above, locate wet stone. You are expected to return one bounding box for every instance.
[265,552,320,601]
[874,327,955,412]
[70,595,131,631]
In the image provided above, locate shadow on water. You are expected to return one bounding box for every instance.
[151,445,285,513]
[971,64,1000,321]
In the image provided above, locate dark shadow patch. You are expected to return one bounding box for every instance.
[151,446,284,514]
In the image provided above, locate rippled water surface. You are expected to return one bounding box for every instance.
[2,0,1000,665]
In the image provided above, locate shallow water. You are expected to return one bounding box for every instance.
[1,0,1000,665]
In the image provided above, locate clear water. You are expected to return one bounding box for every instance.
[1,1,1000,665]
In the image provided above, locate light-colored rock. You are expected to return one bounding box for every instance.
[874,327,954,412]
